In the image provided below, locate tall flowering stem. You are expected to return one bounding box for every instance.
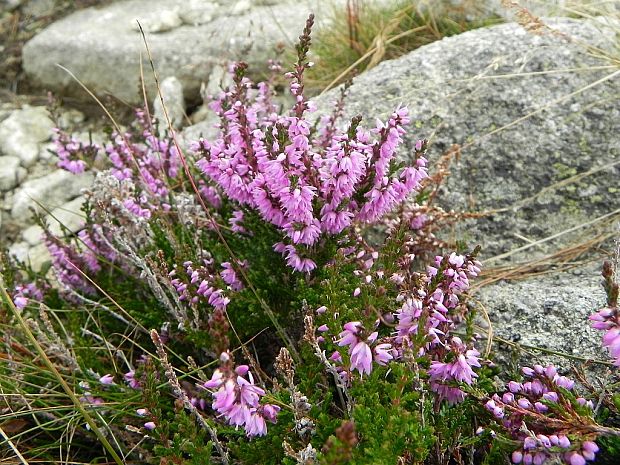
[192,17,427,273]
[590,260,620,366]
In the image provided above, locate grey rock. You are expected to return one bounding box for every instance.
[8,241,30,263]
[315,18,620,262]
[22,224,44,246]
[0,106,54,167]
[11,170,93,223]
[130,9,183,33]
[178,0,218,26]
[46,196,86,237]
[475,264,608,368]
[154,76,185,129]
[230,0,251,15]
[21,196,85,246]
[312,18,620,369]
[8,241,50,272]
[181,117,219,149]
[484,0,620,20]
[22,0,328,105]
[0,156,27,191]
[3,0,23,11]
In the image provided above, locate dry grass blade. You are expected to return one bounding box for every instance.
[0,425,30,465]
[482,208,620,265]
[319,25,428,95]
[474,230,615,290]
[470,323,615,367]
[469,298,493,358]
[0,276,124,465]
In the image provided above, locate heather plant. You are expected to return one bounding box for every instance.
[2,14,620,465]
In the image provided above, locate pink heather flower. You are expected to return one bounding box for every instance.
[203,354,279,437]
[330,351,343,363]
[429,337,480,404]
[124,371,141,389]
[14,296,28,309]
[566,453,585,465]
[487,366,601,465]
[337,322,386,376]
[221,261,245,291]
[13,283,43,310]
[193,66,428,273]
[350,339,373,375]
[99,374,115,385]
[136,408,148,416]
[373,343,393,366]
[590,306,620,366]
[144,421,156,431]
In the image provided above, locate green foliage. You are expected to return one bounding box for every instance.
[348,364,435,464]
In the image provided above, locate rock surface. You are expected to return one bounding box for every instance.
[475,263,609,367]
[153,76,185,129]
[22,0,338,105]
[10,170,93,223]
[0,156,27,191]
[315,17,620,262]
[0,106,54,167]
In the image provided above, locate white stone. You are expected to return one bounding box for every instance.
[178,0,218,25]
[22,224,45,246]
[0,156,27,191]
[22,0,327,105]
[57,108,85,129]
[131,9,182,33]
[46,196,86,237]
[11,170,93,223]
[9,241,51,273]
[230,0,251,15]
[21,197,85,246]
[153,76,185,129]
[0,106,54,167]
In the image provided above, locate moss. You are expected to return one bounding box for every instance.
[552,162,578,180]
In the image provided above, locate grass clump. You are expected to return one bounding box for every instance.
[306,0,502,94]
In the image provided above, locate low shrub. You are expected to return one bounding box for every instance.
[1,14,619,465]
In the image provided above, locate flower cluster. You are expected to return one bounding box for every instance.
[323,250,482,405]
[169,259,232,311]
[53,128,99,174]
[394,251,482,403]
[44,224,117,296]
[192,58,427,272]
[12,282,44,309]
[54,109,181,210]
[203,352,280,437]
[485,365,599,465]
[428,336,481,404]
[590,260,620,365]
[336,321,393,375]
